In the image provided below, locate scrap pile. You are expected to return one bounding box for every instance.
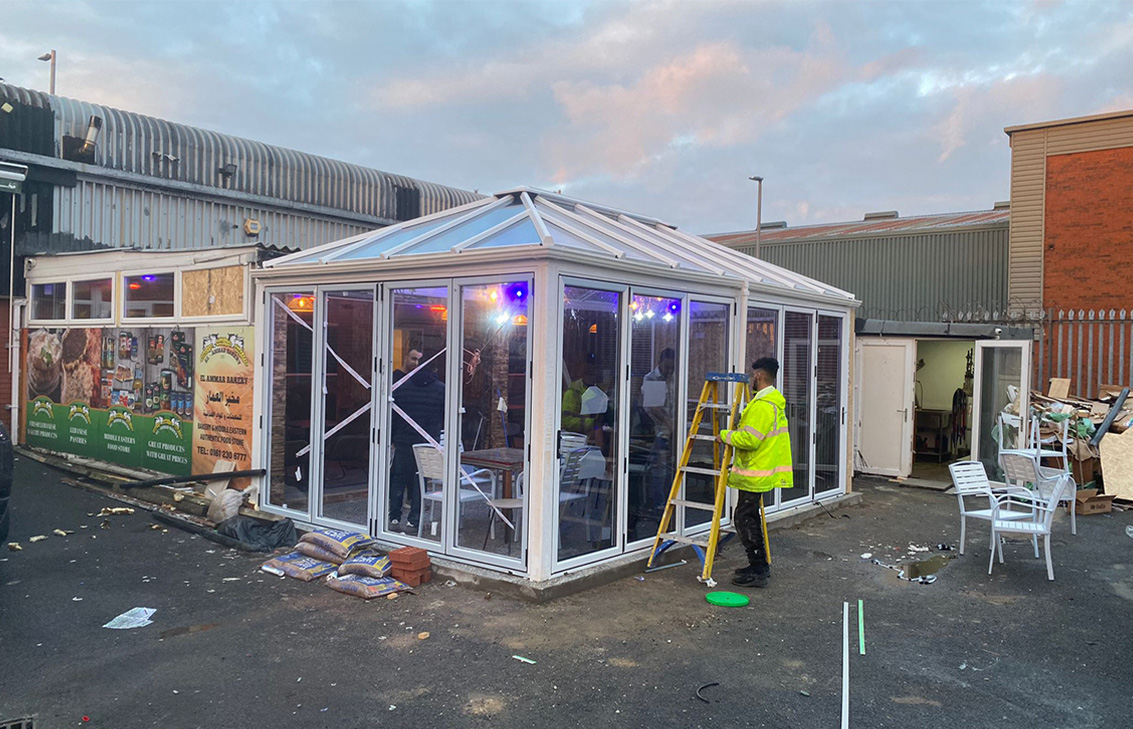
[1031,380,1133,510]
[261,528,422,600]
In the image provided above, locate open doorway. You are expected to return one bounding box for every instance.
[910,339,974,484]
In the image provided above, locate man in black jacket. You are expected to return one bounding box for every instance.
[389,348,446,533]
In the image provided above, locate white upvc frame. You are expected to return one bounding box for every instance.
[258,286,317,521]
[624,283,688,551]
[311,284,380,534]
[777,306,816,509]
[120,269,179,324]
[26,278,70,326]
[445,274,534,571]
[374,278,452,552]
[814,309,851,502]
[971,339,1032,467]
[553,275,630,574]
[680,293,737,538]
[70,276,117,324]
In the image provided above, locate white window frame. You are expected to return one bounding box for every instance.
[70,276,117,325]
[27,279,70,325]
[175,263,254,325]
[121,269,179,324]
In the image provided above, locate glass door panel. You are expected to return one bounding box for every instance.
[456,281,530,560]
[684,300,730,528]
[384,286,449,542]
[972,341,1030,478]
[628,293,682,543]
[266,292,315,513]
[815,314,843,496]
[779,310,814,505]
[318,289,375,525]
[746,306,779,366]
[558,286,621,562]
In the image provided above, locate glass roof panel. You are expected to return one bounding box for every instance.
[468,218,541,249]
[540,212,653,262]
[331,215,464,261]
[386,203,526,256]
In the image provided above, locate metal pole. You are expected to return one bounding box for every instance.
[49,50,56,95]
[8,194,14,375]
[749,175,764,260]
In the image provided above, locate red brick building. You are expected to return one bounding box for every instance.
[1007,110,1133,397]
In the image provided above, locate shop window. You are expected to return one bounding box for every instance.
[73,278,113,320]
[31,282,66,320]
[124,273,175,318]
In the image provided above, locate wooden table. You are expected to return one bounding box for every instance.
[461,447,525,498]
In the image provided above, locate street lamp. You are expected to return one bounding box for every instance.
[748,175,763,260]
[37,50,56,94]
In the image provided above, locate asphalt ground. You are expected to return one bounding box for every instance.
[2,457,1132,728]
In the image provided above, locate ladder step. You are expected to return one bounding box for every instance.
[670,499,717,511]
[690,434,716,441]
[699,403,731,410]
[681,466,722,477]
[663,534,712,548]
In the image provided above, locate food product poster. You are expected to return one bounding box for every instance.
[24,327,196,475]
[191,326,255,486]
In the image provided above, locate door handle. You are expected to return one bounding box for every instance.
[899,408,908,422]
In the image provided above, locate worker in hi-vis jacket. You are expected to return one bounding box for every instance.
[718,357,793,588]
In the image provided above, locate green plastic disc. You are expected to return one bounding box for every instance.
[705,591,750,607]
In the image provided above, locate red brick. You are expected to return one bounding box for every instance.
[1042,146,1133,313]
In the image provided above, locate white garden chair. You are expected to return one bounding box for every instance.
[987,457,1070,580]
[999,448,1076,536]
[948,461,1035,555]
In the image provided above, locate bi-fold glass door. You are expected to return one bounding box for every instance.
[263,287,377,530]
[764,306,848,511]
[554,279,734,570]
[379,277,532,569]
[264,278,531,570]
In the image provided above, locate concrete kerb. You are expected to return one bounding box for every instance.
[434,491,864,602]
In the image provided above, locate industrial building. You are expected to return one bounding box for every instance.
[708,207,1030,485]
[0,81,481,431]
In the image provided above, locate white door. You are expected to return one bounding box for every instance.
[856,339,914,477]
[971,340,1031,477]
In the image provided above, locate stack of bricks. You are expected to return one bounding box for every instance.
[390,546,432,587]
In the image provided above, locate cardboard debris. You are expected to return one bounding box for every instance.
[1073,489,1116,515]
[1048,378,1071,400]
[1099,427,1133,503]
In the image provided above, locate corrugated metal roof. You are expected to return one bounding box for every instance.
[0,82,482,219]
[266,187,857,304]
[707,208,1009,246]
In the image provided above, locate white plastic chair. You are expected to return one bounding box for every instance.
[948,461,1035,555]
[1000,448,1076,536]
[413,444,496,538]
[988,455,1070,580]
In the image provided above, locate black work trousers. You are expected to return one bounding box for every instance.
[734,490,770,573]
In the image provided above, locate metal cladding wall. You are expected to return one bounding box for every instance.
[0,83,482,251]
[55,178,370,251]
[733,227,1009,322]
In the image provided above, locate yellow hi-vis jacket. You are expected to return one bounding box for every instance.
[719,386,794,493]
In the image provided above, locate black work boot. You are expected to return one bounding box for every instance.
[731,568,770,588]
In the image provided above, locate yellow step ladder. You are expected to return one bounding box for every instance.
[645,372,761,587]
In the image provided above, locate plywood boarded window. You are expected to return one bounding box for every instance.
[181,266,245,317]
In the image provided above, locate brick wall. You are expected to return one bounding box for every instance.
[1043,146,1133,312]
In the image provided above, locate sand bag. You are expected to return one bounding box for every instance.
[296,540,344,565]
[325,574,412,599]
[337,552,391,579]
[298,528,378,560]
[260,552,337,582]
[207,489,245,523]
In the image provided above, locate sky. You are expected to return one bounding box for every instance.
[1,0,1131,234]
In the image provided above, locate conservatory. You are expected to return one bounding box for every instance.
[252,188,858,583]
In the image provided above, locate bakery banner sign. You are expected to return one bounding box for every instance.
[191,326,255,486]
[24,327,199,475]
